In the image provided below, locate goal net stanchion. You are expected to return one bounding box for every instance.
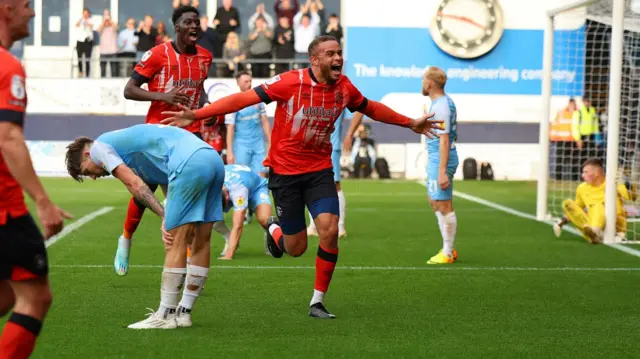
[537,0,638,244]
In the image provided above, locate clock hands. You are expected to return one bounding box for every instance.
[437,12,488,31]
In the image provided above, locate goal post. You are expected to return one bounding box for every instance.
[537,0,633,244]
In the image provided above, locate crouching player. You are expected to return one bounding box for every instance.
[553,158,632,243]
[423,67,459,264]
[217,164,281,259]
[65,124,224,329]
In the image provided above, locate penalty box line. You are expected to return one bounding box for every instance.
[48,264,640,271]
[414,181,640,259]
[46,207,114,248]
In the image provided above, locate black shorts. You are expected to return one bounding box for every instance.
[268,168,338,233]
[0,214,49,281]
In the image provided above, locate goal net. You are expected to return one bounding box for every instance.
[541,0,640,243]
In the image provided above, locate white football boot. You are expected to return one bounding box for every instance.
[553,223,562,238]
[127,308,177,329]
[176,307,192,328]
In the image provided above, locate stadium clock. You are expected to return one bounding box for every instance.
[430,0,505,59]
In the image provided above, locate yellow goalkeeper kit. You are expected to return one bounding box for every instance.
[562,182,631,240]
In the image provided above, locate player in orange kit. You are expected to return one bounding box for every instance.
[114,5,212,276]
[0,1,72,358]
[162,35,443,318]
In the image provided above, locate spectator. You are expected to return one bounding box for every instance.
[549,98,578,180]
[350,124,377,179]
[274,0,299,25]
[135,15,158,61]
[214,0,240,35]
[249,3,275,31]
[173,0,200,8]
[248,16,273,78]
[98,9,118,78]
[324,13,343,43]
[273,15,294,74]
[156,21,170,45]
[117,18,139,77]
[573,95,601,167]
[306,0,325,36]
[197,16,218,57]
[293,11,319,64]
[75,8,94,78]
[221,31,246,77]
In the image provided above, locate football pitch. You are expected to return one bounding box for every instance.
[6,178,640,358]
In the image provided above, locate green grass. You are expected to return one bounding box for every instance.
[4,178,640,358]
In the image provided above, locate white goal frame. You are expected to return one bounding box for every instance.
[536,0,625,244]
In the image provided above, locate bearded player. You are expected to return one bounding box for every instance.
[115,5,212,276]
[162,35,443,318]
[0,1,72,358]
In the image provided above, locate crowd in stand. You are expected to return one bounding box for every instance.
[74,0,343,79]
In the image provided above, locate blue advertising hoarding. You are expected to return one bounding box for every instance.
[345,26,586,100]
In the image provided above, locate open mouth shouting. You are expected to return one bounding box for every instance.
[330,63,343,77]
[188,30,198,42]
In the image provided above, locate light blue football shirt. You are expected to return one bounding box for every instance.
[426,94,458,163]
[225,103,267,147]
[90,124,210,185]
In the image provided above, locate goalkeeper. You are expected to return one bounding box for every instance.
[553,158,634,243]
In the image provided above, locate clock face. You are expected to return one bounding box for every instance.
[430,0,505,59]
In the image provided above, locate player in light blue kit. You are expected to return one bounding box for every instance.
[306,110,355,239]
[423,67,459,265]
[218,164,279,259]
[64,124,225,329]
[225,71,271,224]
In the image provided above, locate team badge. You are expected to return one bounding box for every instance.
[276,206,283,217]
[141,50,152,62]
[264,75,281,88]
[11,75,25,100]
[237,197,245,206]
[334,91,343,105]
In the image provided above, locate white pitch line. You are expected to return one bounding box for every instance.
[416,181,640,259]
[48,264,640,271]
[45,207,114,248]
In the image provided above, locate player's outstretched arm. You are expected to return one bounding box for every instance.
[0,122,73,238]
[112,164,165,218]
[161,90,262,127]
[360,100,443,138]
[220,209,246,260]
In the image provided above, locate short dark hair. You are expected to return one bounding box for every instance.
[172,5,199,26]
[234,70,252,80]
[583,158,603,169]
[329,13,339,18]
[66,136,94,182]
[308,35,338,56]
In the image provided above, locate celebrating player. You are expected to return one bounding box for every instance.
[115,5,212,276]
[0,1,72,357]
[161,35,443,318]
[65,124,224,329]
[218,164,280,259]
[307,110,364,239]
[422,67,460,265]
[553,158,632,243]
